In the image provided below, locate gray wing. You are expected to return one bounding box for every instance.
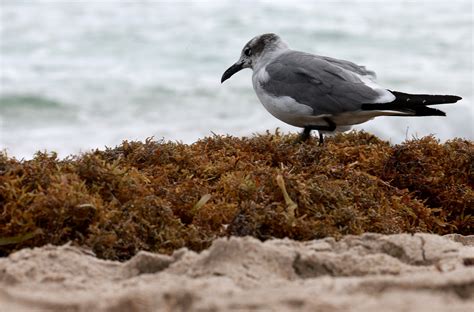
[262,51,380,115]
[319,55,376,78]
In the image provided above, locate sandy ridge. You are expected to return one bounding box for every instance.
[1,233,473,311]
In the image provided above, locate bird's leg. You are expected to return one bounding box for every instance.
[299,118,336,145]
[298,127,312,142]
[318,132,325,145]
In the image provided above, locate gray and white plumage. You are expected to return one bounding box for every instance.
[221,33,462,143]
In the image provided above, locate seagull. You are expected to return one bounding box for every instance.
[221,33,462,144]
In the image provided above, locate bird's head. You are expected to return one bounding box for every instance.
[221,33,288,83]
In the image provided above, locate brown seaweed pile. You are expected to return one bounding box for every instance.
[1,131,472,260]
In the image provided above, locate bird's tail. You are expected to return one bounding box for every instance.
[361,90,462,117]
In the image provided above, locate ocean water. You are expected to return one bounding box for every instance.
[1,0,472,159]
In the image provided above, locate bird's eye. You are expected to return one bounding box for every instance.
[244,47,252,56]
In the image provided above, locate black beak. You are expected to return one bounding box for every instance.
[221,62,244,83]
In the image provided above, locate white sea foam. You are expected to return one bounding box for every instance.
[0,0,472,159]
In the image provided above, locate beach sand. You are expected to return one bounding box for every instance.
[1,233,473,311]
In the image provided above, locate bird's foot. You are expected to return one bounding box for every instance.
[294,127,312,144]
[295,127,327,145]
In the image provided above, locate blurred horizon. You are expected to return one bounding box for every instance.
[0,0,472,159]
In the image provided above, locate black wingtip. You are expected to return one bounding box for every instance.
[441,94,463,103]
[387,91,462,105]
[412,106,446,117]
